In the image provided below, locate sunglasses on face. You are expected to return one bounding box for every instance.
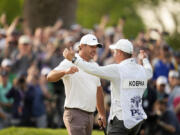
[160,84,166,87]
[22,43,29,46]
[8,41,17,45]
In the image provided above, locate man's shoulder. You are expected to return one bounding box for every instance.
[53,59,74,71]
[154,59,162,66]
[90,61,99,66]
[172,86,180,94]
[60,59,74,66]
[164,110,177,119]
[61,59,72,64]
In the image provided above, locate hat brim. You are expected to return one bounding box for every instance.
[97,43,103,48]
[86,43,103,48]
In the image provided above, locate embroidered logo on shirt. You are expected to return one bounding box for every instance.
[130,96,143,120]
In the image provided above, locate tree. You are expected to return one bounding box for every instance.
[137,0,180,49]
[24,0,77,32]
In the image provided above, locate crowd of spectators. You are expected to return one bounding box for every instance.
[0,14,180,135]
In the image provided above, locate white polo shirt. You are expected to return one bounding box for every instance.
[54,54,101,112]
[74,57,153,128]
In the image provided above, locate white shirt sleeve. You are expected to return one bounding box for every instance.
[74,58,119,81]
[142,58,153,80]
[53,59,73,78]
[54,59,72,71]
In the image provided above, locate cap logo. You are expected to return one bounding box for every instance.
[92,38,96,40]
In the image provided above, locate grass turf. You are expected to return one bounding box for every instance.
[0,127,105,135]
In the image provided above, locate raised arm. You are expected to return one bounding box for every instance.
[63,48,119,81]
[138,50,153,79]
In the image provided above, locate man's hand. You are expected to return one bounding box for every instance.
[63,48,75,61]
[138,50,148,65]
[98,115,106,128]
[138,50,147,60]
[65,66,79,75]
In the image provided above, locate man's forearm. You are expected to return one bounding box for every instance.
[47,70,66,82]
[96,87,106,116]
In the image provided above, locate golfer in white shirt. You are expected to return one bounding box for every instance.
[47,34,106,135]
[63,39,153,135]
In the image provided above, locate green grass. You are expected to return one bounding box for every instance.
[0,127,104,135]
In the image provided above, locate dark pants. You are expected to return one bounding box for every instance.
[107,117,143,135]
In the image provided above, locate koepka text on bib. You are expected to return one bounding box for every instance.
[122,79,147,89]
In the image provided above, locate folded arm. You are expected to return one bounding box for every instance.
[47,60,78,82]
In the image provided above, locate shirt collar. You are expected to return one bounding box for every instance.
[75,53,82,60]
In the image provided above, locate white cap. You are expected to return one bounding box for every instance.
[156,76,167,85]
[109,39,133,54]
[80,34,102,48]
[169,70,179,78]
[19,35,31,44]
[41,67,51,76]
[1,58,12,67]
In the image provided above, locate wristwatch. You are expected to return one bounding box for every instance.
[72,56,77,63]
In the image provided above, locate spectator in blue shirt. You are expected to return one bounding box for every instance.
[26,64,50,128]
[6,75,27,125]
[153,44,174,80]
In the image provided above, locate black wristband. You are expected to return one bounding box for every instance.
[72,57,77,63]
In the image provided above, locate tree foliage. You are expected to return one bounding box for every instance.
[0,0,23,24]
[167,33,180,50]
[77,0,144,38]
[0,0,179,49]
[24,0,77,31]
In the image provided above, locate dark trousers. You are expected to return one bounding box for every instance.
[107,116,143,135]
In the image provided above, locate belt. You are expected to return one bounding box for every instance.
[65,107,94,115]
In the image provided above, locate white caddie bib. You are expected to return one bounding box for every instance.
[122,79,147,89]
